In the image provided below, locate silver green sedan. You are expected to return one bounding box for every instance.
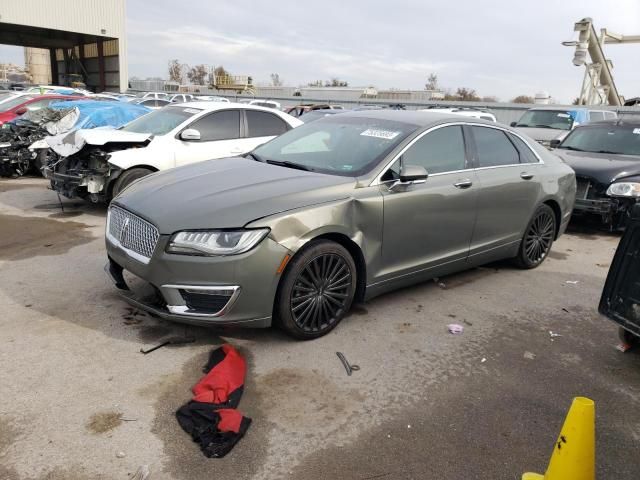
[105,111,576,339]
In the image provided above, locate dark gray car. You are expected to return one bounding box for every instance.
[105,111,576,339]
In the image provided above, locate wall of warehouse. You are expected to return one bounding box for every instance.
[0,0,127,91]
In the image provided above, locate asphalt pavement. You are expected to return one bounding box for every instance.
[1,177,638,480]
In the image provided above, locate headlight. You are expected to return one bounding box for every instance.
[166,229,269,256]
[606,182,640,198]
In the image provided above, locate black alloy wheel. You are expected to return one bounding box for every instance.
[277,240,357,339]
[515,204,556,269]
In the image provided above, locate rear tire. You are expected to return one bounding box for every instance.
[514,204,556,269]
[111,167,153,199]
[619,327,639,346]
[276,240,357,340]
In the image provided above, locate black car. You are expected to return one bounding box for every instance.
[553,119,640,229]
[600,203,640,346]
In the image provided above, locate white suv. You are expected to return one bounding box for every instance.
[45,103,303,202]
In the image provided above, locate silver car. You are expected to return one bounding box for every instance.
[105,111,576,339]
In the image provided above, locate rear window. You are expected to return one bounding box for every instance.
[472,126,520,167]
[246,110,288,137]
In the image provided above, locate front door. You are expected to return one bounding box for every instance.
[174,109,245,167]
[379,125,478,282]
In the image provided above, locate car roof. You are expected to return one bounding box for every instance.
[332,109,498,127]
[169,101,286,113]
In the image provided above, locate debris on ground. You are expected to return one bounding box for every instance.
[116,451,126,458]
[336,351,360,376]
[524,351,536,360]
[176,344,251,458]
[463,319,473,326]
[130,465,150,480]
[616,343,633,353]
[481,357,487,363]
[447,324,464,334]
[565,280,580,285]
[549,331,562,340]
[139,335,195,354]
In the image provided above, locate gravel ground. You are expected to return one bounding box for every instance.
[1,177,638,480]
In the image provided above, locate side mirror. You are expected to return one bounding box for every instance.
[180,128,201,141]
[510,121,517,127]
[15,107,27,115]
[549,139,561,149]
[389,164,428,191]
[399,164,428,183]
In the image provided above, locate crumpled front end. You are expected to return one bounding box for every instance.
[44,129,152,202]
[0,124,45,177]
[573,175,636,229]
[45,146,121,202]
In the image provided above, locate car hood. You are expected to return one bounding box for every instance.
[515,127,565,142]
[113,157,356,233]
[555,149,640,184]
[47,127,152,156]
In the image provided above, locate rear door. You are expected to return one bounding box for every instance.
[243,110,290,151]
[174,109,242,167]
[599,204,640,337]
[467,125,542,262]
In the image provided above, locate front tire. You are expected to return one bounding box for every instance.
[514,204,556,269]
[276,240,357,340]
[111,167,153,199]
[619,327,639,347]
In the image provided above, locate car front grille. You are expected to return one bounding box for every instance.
[107,206,159,262]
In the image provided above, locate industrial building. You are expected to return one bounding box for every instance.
[0,0,127,92]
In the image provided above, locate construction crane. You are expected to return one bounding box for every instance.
[562,17,640,106]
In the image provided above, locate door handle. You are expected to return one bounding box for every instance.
[520,172,534,180]
[454,179,473,189]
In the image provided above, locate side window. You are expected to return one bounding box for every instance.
[589,111,604,122]
[141,100,155,107]
[508,134,539,163]
[401,126,467,174]
[188,110,240,141]
[246,110,288,137]
[605,111,617,119]
[472,126,520,167]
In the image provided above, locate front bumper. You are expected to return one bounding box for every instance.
[44,166,116,201]
[105,233,292,328]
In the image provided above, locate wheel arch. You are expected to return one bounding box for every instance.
[542,199,562,239]
[107,165,158,198]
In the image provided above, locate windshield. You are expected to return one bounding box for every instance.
[0,95,35,112]
[516,110,575,131]
[121,106,201,135]
[559,125,640,156]
[252,116,418,177]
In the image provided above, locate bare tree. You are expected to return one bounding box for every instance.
[187,64,208,85]
[511,95,535,104]
[168,59,183,83]
[454,87,480,101]
[425,73,438,90]
[307,80,323,87]
[481,96,498,103]
[270,73,283,86]
[325,78,348,87]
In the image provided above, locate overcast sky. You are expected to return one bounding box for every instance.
[1,0,639,102]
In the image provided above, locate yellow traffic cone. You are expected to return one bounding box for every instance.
[522,397,595,480]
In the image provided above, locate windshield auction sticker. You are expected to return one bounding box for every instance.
[360,129,400,139]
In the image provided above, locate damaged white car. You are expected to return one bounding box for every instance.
[44,102,302,202]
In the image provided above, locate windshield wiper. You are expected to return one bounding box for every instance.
[533,124,556,129]
[245,152,265,162]
[266,159,312,171]
[557,145,584,151]
[597,150,623,155]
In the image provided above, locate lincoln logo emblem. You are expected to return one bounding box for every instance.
[120,217,130,243]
